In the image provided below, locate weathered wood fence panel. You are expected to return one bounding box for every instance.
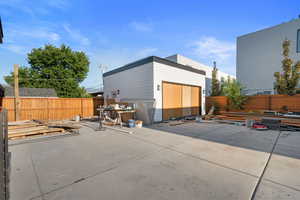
[0,97,104,122]
[206,96,228,112]
[206,95,300,112]
[0,109,9,200]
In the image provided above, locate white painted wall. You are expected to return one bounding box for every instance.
[237,18,300,95]
[153,61,206,122]
[103,62,154,99]
[165,54,235,96]
[104,58,206,122]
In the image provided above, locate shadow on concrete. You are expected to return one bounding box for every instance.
[145,121,300,160]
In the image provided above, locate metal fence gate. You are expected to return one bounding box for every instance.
[0,109,10,200]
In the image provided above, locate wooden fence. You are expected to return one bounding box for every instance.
[0,97,104,122]
[206,95,300,112]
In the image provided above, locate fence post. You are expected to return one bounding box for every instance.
[14,64,20,121]
[81,98,83,118]
[268,95,272,110]
[47,98,49,121]
[0,109,10,200]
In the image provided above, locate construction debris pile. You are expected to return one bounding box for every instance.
[8,120,81,140]
[206,111,300,131]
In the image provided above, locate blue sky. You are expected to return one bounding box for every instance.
[0,0,299,89]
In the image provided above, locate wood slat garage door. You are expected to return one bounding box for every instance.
[162,82,201,120]
[162,82,182,120]
[182,86,192,116]
[191,87,200,115]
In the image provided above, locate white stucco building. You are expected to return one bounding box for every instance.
[103,56,206,122]
[103,54,235,122]
[237,17,300,95]
[165,54,235,96]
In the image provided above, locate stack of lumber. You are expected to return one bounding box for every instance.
[8,120,81,140]
[212,112,300,128]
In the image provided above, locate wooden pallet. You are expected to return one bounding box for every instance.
[8,123,44,130]
[7,120,80,140]
[213,112,300,128]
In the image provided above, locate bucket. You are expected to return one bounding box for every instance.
[135,120,143,128]
[246,119,254,128]
[75,115,80,122]
[196,116,202,123]
[128,119,135,128]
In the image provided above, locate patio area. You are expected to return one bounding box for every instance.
[9,121,300,200]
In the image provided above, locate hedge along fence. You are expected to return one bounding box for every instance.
[206,94,300,113]
[0,97,104,122]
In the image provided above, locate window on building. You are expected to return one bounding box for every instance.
[298,29,300,53]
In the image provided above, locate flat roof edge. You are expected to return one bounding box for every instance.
[237,18,300,39]
[103,56,206,77]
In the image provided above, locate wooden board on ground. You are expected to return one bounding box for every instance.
[9,128,65,139]
[213,112,300,128]
[7,120,80,140]
[8,123,42,130]
[8,126,49,135]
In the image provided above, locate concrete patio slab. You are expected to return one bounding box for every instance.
[171,137,270,177]
[8,122,300,200]
[9,145,41,200]
[254,180,300,200]
[258,131,300,193]
[27,128,163,196]
[43,148,257,200]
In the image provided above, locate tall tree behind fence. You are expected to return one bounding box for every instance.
[206,95,300,112]
[0,97,103,122]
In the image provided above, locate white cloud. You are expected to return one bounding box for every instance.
[8,27,61,43]
[2,44,28,54]
[47,0,69,10]
[0,0,69,17]
[63,24,90,46]
[190,36,236,75]
[1,23,61,54]
[129,21,153,32]
[0,0,35,16]
[193,36,236,60]
[23,30,60,42]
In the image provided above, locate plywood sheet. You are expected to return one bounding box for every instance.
[182,85,192,116]
[191,86,200,115]
[162,82,182,120]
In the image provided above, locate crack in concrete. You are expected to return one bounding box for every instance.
[250,130,282,200]
[26,125,299,200]
[30,153,45,200]
[29,147,165,200]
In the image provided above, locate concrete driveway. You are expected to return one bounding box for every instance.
[9,122,300,200]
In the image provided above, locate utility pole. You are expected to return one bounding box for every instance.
[99,64,107,88]
[14,64,20,121]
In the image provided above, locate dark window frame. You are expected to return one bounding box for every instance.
[297,29,300,53]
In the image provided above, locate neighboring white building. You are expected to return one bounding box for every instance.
[237,17,300,95]
[165,54,235,96]
[103,56,206,122]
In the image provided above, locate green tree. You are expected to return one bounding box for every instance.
[211,66,221,96]
[4,44,90,97]
[221,78,247,110]
[220,76,225,95]
[274,40,300,95]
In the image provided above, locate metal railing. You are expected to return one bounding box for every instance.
[0,109,10,200]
